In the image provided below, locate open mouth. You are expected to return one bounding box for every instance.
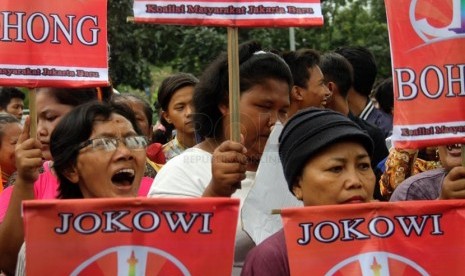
[111,169,135,187]
[446,144,461,151]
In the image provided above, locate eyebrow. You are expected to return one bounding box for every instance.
[331,154,370,162]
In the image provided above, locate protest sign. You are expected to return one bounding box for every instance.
[133,0,323,27]
[385,0,465,149]
[242,122,302,245]
[0,0,109,87]
[281,200,465,275]
[24,197,239,275]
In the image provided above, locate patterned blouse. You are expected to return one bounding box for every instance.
[162,136,188,162]
[380,148,442,200]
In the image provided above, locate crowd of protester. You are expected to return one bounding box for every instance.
[0,40,459,276]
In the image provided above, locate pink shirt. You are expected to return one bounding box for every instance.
[0,161,153,222]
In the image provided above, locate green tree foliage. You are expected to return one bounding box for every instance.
[108,0,392,90]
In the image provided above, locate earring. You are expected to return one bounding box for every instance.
[435,148,439,160]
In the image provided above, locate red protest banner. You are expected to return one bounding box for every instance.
[385,0,465,149]
[0,0,109,88]
[281,200,465,275]
[24,197,239,275]
[133,0,323,27]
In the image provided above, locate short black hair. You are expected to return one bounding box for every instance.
[112,93,153,128]
[282,48,320,88]
[319,52,354,98]
[194,41,293,139]
[373,78,394,115]
[37,86,113,107]
[0,87,25,109]
[335,46,377,97]
[51,101,141,199]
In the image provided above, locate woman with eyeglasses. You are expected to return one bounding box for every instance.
[10,101,148,274]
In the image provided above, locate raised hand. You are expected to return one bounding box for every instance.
[439,166,465,199]
[203,140,248,197]
[15,116,43,184]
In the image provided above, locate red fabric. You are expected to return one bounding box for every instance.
[146,143,166,164]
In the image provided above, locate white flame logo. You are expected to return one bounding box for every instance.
[409,0,465,44]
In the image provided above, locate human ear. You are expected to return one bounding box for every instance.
[291,86,304,101]
[63,166,79,184]
[162,110,171,124]
[218,103,229,116]
[292,180,303,201]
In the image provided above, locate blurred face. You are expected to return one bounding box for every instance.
[163,86,194,136]
[438,144,462,171]
[70,114,145,198]
[226,78,290,162]
[0,122,22,176]
[36,89,73,160]
[126,100,151,138]
[300,66,331,108]
[6,98,24,120]
[293,141,375,206]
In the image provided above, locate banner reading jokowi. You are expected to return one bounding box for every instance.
[0,0,109,88]
[133,0,323,27]
[281,200,465,275]
[24,197,239,275]
[385,0,465,149]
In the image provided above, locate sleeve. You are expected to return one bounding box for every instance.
[148,153,211,198]
[241,232,289,276]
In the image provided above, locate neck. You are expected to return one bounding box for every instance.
[175,131,197,148]
[328,95,350,116]
[288,102,300,119]
[347,89,367,117]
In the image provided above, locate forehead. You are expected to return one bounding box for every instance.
[308,66,324,81]
[1,122,21,136]
[8,98,23,105]
[169,86,194,104]
[241,78,290,100]
[90,114,135,136]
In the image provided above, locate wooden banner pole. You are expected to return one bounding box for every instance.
[29,89,37,138]
[227,27,240,143]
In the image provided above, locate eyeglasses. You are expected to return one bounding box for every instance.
[77,136,148,152]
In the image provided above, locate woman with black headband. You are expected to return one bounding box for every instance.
[242,107,376,276]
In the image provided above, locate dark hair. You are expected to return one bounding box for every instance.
[282,48,320,88]
[335,46,377,97]
[112,93,153,128]
[319,52,354,98]
[51,101,141,199]
[0,87,25,109]
[156,73,198,139]
[0,113,20,146]
[38,86,113,107]
[194,41,293,139]
[373,78,393,115]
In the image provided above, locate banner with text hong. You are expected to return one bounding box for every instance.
[24,198,239,275]
[0,0,109,88]
[133,0,323,27]
[281,200,465,275]
[385,0,465,149]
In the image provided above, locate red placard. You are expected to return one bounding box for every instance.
[385,0,465,149]
[281,200,465,275]
[0,0,109,88]
[24,197,239,275]
[133,0,323,27]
